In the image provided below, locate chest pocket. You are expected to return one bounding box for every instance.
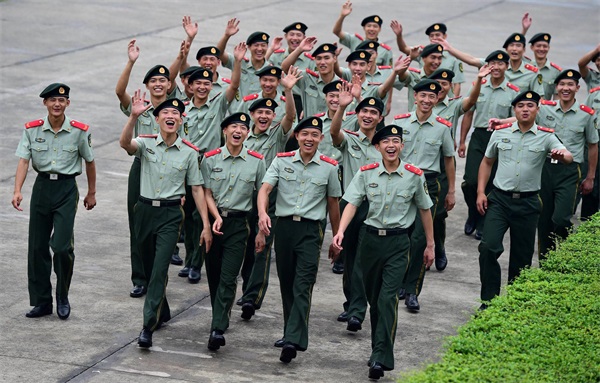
[495,102,512,119]
[395,189,413,216]
[424,139,442,156]
[137,114,156,135]
[527,145,546,162]
[238,171,256,196]
[347,145,363,161]
[60,145,79,166]
[170,161,186,184]
[31,143,49,164]
[304,86,319,100]
[142,152,157,174]
[278,173,297,194]
[308,177,328,199]
[367,188,383,209]
[497,143,513,161]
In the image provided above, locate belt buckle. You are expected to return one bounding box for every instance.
[152,200,161,207]
[512,193,520,199]
[49,174,58,180]
[293,215,301,222]
[378,229,386,236]
[221,210,229,217]
[550,158,558,164]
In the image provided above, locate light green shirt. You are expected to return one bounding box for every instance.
[470,78,518,128]
[120,102,159,136]
[296,71,340,118]
[485,123,565,192]
[505,60,544,94]
[585,88,600,111]
[317,112,355,165]
[134,134,203,199]
[224,54,271,96]
[584,68,600,92]
[339,33,394,66]
[416,52,465,84]
[343,161,432,228]
[235,92,289,127]
[432,96,466,139]
[270,50,316,96]
[336,129,382,190]
[531,60,562,100]
[244,123,291,168]
[262,150,342,220]
[201,146,266,212]
[180,93,228,154]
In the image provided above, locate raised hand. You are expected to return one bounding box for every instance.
[340,0,352,16]
[299,36,318,52]
[409,45,421,61]
[478,64,492,78]
[270,36,283,52]
[225,18,240,37]
[350,75,362,99]
[281,66,303,90]
[390,20,403,36]
[128,39,140,63]
[131,89,152,117]
[339,81,355,107]
[521,12,532,33]
[394,55,411,74]
[233,42,247,61]
[178,40,191,60]
[182,15,198,40]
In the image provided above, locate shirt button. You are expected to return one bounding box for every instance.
[160,176,163,179]
[296,205,299,208]
[165,148,168,152]
[162,162,166,165]
[385,206,389,209]
[53,148,57,151]
[387,192,390,195]
[299,193,303,196]
[229,187,232,190]
[52,161,55,164]
[301,181,305,184]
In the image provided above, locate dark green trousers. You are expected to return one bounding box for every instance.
[28,175,79,306]
[479,189,541,301]
[434,161,451,254]
[205,215,250,332]
[580,147,600,220]
[182,185,204,269]
[127,157,146,287]
[360,227,410,371]
[274,217,323,351]
[340,199,368,321]
[538,161,581,258]
[135,202,184,331]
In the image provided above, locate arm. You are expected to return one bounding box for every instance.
[224,42,246,103]
[418,207,435,268]
[550,147,573,164]
[462,65,492,111]
[332,1,352,40]
[83,160,97,210]
[257,182,274,236]
[281,36,317,73]
[444,156,456,212]
[582,143,598,195]
[266,36,283,61]
[327,196,341,245]
[216,18,240,67]
[192,184,212,251]
[179,15,198,73]
[331,82,354,146]
[433,38,482,68]
[204,187,224,235]
[168,40,189,94]
[11,158,30,211]
[521,12,532,35]
[331,201,358,250]
[578,43,600,80]
[458,110,474,158]
[115,39,139,109]
[390,20,410,55]
[378,55,411,98]
[452,83,462,97]
[476,156,495,215]
[280,66,302,133]
[119,89,150,154]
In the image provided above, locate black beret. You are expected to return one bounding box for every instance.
[143,65,170,84]
[511,91,541,106]
[372,124,402,145]
[221,112,251,129]
[294,116,323,132]
[413,79,442,94]
[180,66,200,78]
[312,43,337,57]
[554,69,581,84]
[249,97,278,112]
[355,97,384,114]
[188,68,213,83]
[356,40,379,52]
[196,46,221,60]
[425,23,447,35]
[247,31,269,45]
[283,22,308,34]
[361,15,382,26]
[323,80,343,94]
[420,43,444,58]
[428,68,455,82]
[39,83,70,99]
[153,98,185,116]
[485,50,509,63]
[529,33,551,45]
[346,49,371,63]
[255,66,283,78]
[503,33,526,48]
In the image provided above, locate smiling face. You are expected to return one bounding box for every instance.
[314,52,336,75]
[295,128,323,157]
[349,60,368,79]
[250,108,275,133]
[249,42,268,61]
[156,107,182,135]
[514,100,539,124]
[375,136,403,163]
[191,79,213,101]
[146,76,171,98]
[414,91,438,114]
[285,30,305,50]
[198,55,220,72]
[325,91,340,112]
[363,22,381,40]
[223,122,249,149]
[556,79,579,103]
[259,75,280,96]
[423,53,442,73]
[436,79,452,101]
[506,42,525,61]
[530,41,549,61]
[488,60,508,80]
[43,96,70,119]
[357,106,383,131]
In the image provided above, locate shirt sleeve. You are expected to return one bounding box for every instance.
[133,137,146,157]
[186,152,204,186]
[223,52,234,70]
[441,127,455,157]
[200,156,211,187]
[326,164,342,198]
[342,170,366,206]
[341,67,352,82]
[262,156,280,187]
[78,130,95,163]
[484,131,499,158]
[339,32,355,49]
[453,60,466,84]
[414,174,434,210]
[584,115,599,144]
[547,133,566,151]
[15,130,32,159]
[120,102,132,117]
[255,159,267,190]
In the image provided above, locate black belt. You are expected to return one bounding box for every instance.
[279,215,318,223]
[219,209,248,218]
[494,188,538,199]
[37,172,77,180]
[138,196,181,207]
[366,225,408,236]
[424,172,440,181]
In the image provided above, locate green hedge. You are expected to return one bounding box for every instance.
[399,216,600,383]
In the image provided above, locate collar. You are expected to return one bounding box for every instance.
[409,111,436,126]
[42,116,71,133]
[510,122,537,135]
[221,145,247,161]
[292,149,322,165]
[556,100,579,114]
[377,160,404,176]
[156,133,184,148]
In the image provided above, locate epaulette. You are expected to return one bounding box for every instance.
[243,93,259,102]
[274,49,285,54]
[204,148,222,157]
[222,77,231,84]
[590,86,600,94]
[320,154,338,166]
[306,68,319,78]
[550,62,562,71]
[380,43,391,51]
[313,112,326,117]
[70,120,89,131]
[182,112,187,118]
[277,151,295,157]
[139,134,158,138]
[538,126,554,133]
[247,149,264,159]
[343,129,359,136]
[243,57,249,62]
[183,100,190,106]
[404,163,423,176]
[541,100,557,106]
[304,52,315,60]
[436,116,452,127]
[580,104,595,115]
[507,82,520,92]
[360,162,379,171]
[345,111,356,116]
[408,67,421,73]
[449,96,463,100]
[354,33,364,41]
[280,95,286,102]
[495,123,512,130]
[524,63,538,73]
[474,78,488,85]
[394,113,410,119]
[25,119,44,129]
[378,65,391,70]
[182,139,199,151]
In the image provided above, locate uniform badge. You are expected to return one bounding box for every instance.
[184,123,189,135]
[459,62,464,72]
[537,74,543,85]
[323,45,329,51]
[546,116,555,121]
[59,87,65,94]
[501,138,510,143]
[88,134,92,147]
[271,68,277,75]
[368,99,375,105]
[441,71,448,78]
[212,167,223,172]
[146,148,155,154]
[351,144,360,150]
[235,91,240,101]
[309,85,318,91]
[368,183,378,188]
[284,167,294,173]
[423,181,429,195]
[403,129,410,135]
[266,99,272,107]
[35,138,46,143]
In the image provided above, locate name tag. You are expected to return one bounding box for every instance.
[293,215,301,222]
[49,174,58,180]
[152,200,161,207]
[378,229,386,236]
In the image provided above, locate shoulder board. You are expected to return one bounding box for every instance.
[280,95,286,102]
[495,123,512,130]
[449,96,463,100]
[182,112,187,118]
[550,62,562,71]
[204,148,222,157]
[139,134,158,138]
[313,112,326,117]
[394,113,410,120]
[70,120,89,131]
[243,57,249,62]
[247,149,264,159]
[404,163,423,176]
[243,93,259,102]
[222,77,231,84]
[274,49,285,53]
[436,116,452,127]
[377,65,391,70]
[360,162,379,171]
[343,129,359,136]
[354,33,364,41]
[537,126,554,133]
[408,67,421,73]
[277,151,295,157]
[25,119,44,129]
[183,100,190,106]
[524,63,538,73]
[182,139,199,151]
[320,154,338,166]
[507,82,520,92]
[580,104,595,115]
[541,100,557,106]
[345,111,356,116]
[304,52,315,60]
[306,68,319,78]
[474,78,488,86]
[380,43,391,51]
[590,86,600,94]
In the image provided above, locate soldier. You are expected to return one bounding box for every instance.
[525,33,563,100]
[581,86,600,219]
[257,116,341,363]
[332,124,433,380]
[477,91,572,308]
[13,83,96,320]
[578,43,600,92]
[119,94,211,348]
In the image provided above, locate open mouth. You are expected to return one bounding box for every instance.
[165,120,176,127]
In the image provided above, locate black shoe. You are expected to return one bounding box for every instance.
[241,302,255,320]
[130,285,147,298]
[274,338,286,348]
[207,330,225,351]
[178,231,185,243]
[337,311,349,322]
[188,267,201,284]
[332,261,344,274]
[171,246,183,265]
[435,249,448,271]
[478,303,489,311]
[368,362,385,380]
[178,266,190,278]
[25,303,52,318]
[346,316,362,332]
[464,217,476,235]
[398,288,406,300]
[405,293,420,311]
[56,298,70,320]
[138,328,153,348]
[279,343,297,363]
[236,297,244,306]
[475,230,483,240]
